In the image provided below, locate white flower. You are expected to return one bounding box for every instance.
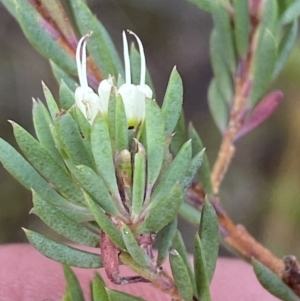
[75,33,102,123]
[75,31,152,128]
[97,76,113,114]
[118,30,153,128]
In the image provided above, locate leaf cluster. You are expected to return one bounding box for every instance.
[187,0,299,133]
[0,0,299,300]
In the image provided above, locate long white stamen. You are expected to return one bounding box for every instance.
[82,39,88,87]
[123,31,131,85]
[128,30,146,86]
[76,36,86,86]
[76,32,92,88]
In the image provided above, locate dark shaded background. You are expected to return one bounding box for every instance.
[0,0,300,256]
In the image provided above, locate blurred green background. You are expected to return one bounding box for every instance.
[0,0,300,257]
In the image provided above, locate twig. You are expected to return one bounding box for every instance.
[188,184,284,274]
[210,62,252,194]
[119,252,184,301]
[29,0,103,87]
[190,151,300,296]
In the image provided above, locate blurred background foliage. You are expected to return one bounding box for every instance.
[0,0,300,257]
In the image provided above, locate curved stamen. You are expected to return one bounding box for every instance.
[122,31,131,85]
[76,35,86,87]
[128,30,146,86]
[81,39,88,87]
[76,32,92,88]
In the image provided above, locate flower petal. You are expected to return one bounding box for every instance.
[98,78,114,114]
[118,83,145,128]
[75,86,101,123]
[137,84,153,99]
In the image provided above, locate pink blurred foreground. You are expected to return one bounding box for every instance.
[0,244,280,301]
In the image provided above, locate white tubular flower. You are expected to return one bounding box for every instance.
[97,76,114,114]
[118,31,153,128]
[75,33,102,123]
[75,31,152,128]
[128,30,153,99]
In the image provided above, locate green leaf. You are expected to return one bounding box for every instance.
[161,67,183,136]
[188,123,213,194]
[55,112,94,168]
[114,95,128,151]
[194,234,211,301]
[210,0,236,73]
[260,0,278,33]
[248,0,278,106]
[249,28,277,107]
[59,80,75,110]
[0,0,17,19]
[119,252,157,282]
[63,265,85,301]
[72,165,120,216]
[51,61,77,91]
[24,229,102,268]
[172,230,197,297]
[32,192,99,247]
[139,183,183,233]
[61,288,72,301]
[84,192,126,250]
[207,79,229,132]
[181,149,204,194]
[199,201,219,283]
[277,0,295,17]
[69,106,91,143]
[106,289,147,301]
[130,43,154,90]
[179,203,201,225]
[42,81,59,120]
[155,137,173,186]
[91,114,119,198]
[210,29,233,103]
[233,0,250,57]
[280,0,300,25]
[107,90,117,152]
[107,92,129,153]
[115,149,132,211]
[0,137,92,222]
[68,0,123,78]
[170,111,186,156]
[252,259,300,301]
[141,100,165,189]
[120,223,150,267]
[150,140,192,205]
[273,19,298,79]
[186,0,211,12]
[131,143,146,222]
[92,272,109,301]
[32,99,64,167]
[12,122,84,205]
[169,249,193,301]
[16,1,76,75]
[157,219,178,265]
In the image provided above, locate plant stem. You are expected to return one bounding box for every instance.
[119,253,184,301]
[213,199,285,274]
[188,185,285,274]
[210,6,263,194]
[211,69,251,194]
[29,0,103,86]
[202,72,300,293]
